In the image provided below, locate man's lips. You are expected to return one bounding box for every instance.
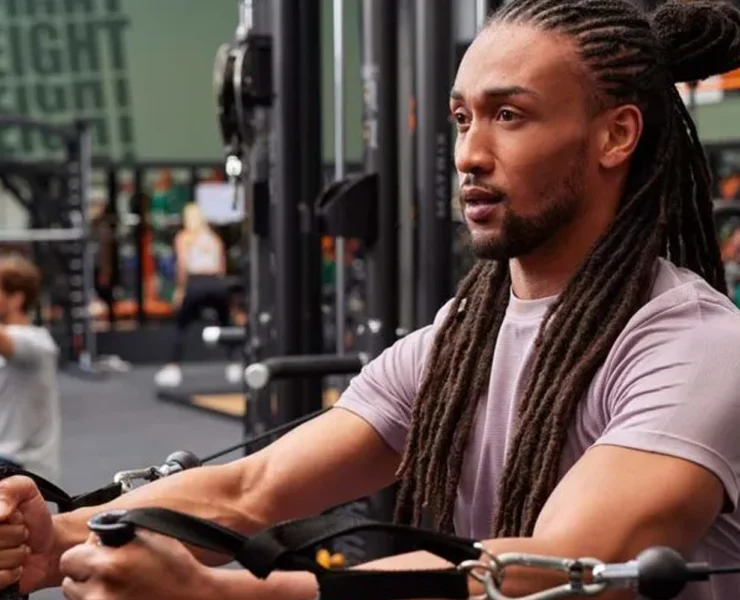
[462,187,503,223]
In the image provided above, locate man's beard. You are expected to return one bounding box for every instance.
[461,167,584,262]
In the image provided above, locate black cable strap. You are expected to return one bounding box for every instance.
[97,508,480,600]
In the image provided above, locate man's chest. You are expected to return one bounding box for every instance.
[452,353,611,538]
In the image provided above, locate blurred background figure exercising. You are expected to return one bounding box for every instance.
[155,203,240,388]
[0,255,59,482]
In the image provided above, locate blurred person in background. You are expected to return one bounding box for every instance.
[154,203,241,388]
[0,255,59,482]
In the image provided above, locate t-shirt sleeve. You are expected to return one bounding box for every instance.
[594,297,740,511]
[335,301,453,454]
[7,329,57,367]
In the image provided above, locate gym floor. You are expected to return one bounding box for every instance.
[35,364,243,600]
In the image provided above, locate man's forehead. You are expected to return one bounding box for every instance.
[453,23,584,98]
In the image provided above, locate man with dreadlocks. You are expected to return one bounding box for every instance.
[2,1,740,599]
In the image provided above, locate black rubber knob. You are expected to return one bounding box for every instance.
[165,451,201,471]
[637,547,689,600]
[88,510,136,548]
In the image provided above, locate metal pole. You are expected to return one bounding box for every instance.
[237,0,253,38]
[78,121,98,371]
[363,0,400,356]
[415,0,453,326]
[298,0,325,414]
[475,0,489,29]
[273,0,305,421]
[397,0,416,335]
[242,0,280,444]
[342,0,400,563]
[333,0,347,356]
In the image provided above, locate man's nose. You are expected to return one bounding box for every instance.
[454,123,495,177]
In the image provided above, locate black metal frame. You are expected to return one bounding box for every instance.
[298,0,326,416]
[271,0,307,424]
[415,0,454,327]
[362,0,400,356]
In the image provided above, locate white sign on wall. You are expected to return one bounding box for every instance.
[195,182,246,225]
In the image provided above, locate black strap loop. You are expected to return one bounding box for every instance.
[243,514,479,577]
[103,507,480,600]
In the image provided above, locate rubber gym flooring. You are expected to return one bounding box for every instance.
[35,364,244,600]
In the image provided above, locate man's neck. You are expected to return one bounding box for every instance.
[509,214,613,300]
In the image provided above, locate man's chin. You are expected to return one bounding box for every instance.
[470,236,511,261]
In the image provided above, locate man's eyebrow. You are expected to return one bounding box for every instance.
[449,86,540,101]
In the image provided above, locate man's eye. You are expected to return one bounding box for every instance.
[496,109,521,122]
[450,112,469,126]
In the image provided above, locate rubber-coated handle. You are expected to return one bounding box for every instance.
[88,511,136,548]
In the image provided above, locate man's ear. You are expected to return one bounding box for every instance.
[598,104,643,170]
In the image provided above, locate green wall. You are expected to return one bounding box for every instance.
[5,0,735,165]
[0,0,367,164]
[695,95,740,144]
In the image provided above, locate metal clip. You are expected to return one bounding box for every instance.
[458,542,505,600]
[459,546,608,600]
[113,467,160,493]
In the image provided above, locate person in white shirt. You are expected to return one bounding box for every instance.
[0,254,59,482]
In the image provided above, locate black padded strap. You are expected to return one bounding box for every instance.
[319,569,471,600]
[243,514,479,577]
[112,508,479,600]
[120,508,247,558]
[69,482,124,511]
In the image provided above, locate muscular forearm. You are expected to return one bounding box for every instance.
[45,461,267,589]
[209,569,318,600]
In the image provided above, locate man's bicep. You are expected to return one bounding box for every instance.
[244,407,400,523]
[335,323,438,454]
[534,445,724,559]
[598,312,740,511]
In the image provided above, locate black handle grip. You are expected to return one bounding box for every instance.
[202,326,245,347]
[88,511,136,548]
[244,354,366,390]
[0,583,25,600]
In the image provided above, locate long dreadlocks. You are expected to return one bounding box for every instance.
[394,0,740,538]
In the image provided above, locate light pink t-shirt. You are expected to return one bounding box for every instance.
[337,259,740,600]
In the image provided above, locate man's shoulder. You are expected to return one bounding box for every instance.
[632,259,740,330]
[611,260,740,364]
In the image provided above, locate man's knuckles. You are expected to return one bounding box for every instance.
[0,524,28,549]
[0,566,23,589]
[0,545,29,569]
[62,545,129,584]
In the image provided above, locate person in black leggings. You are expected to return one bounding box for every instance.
[155,204,241,387]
